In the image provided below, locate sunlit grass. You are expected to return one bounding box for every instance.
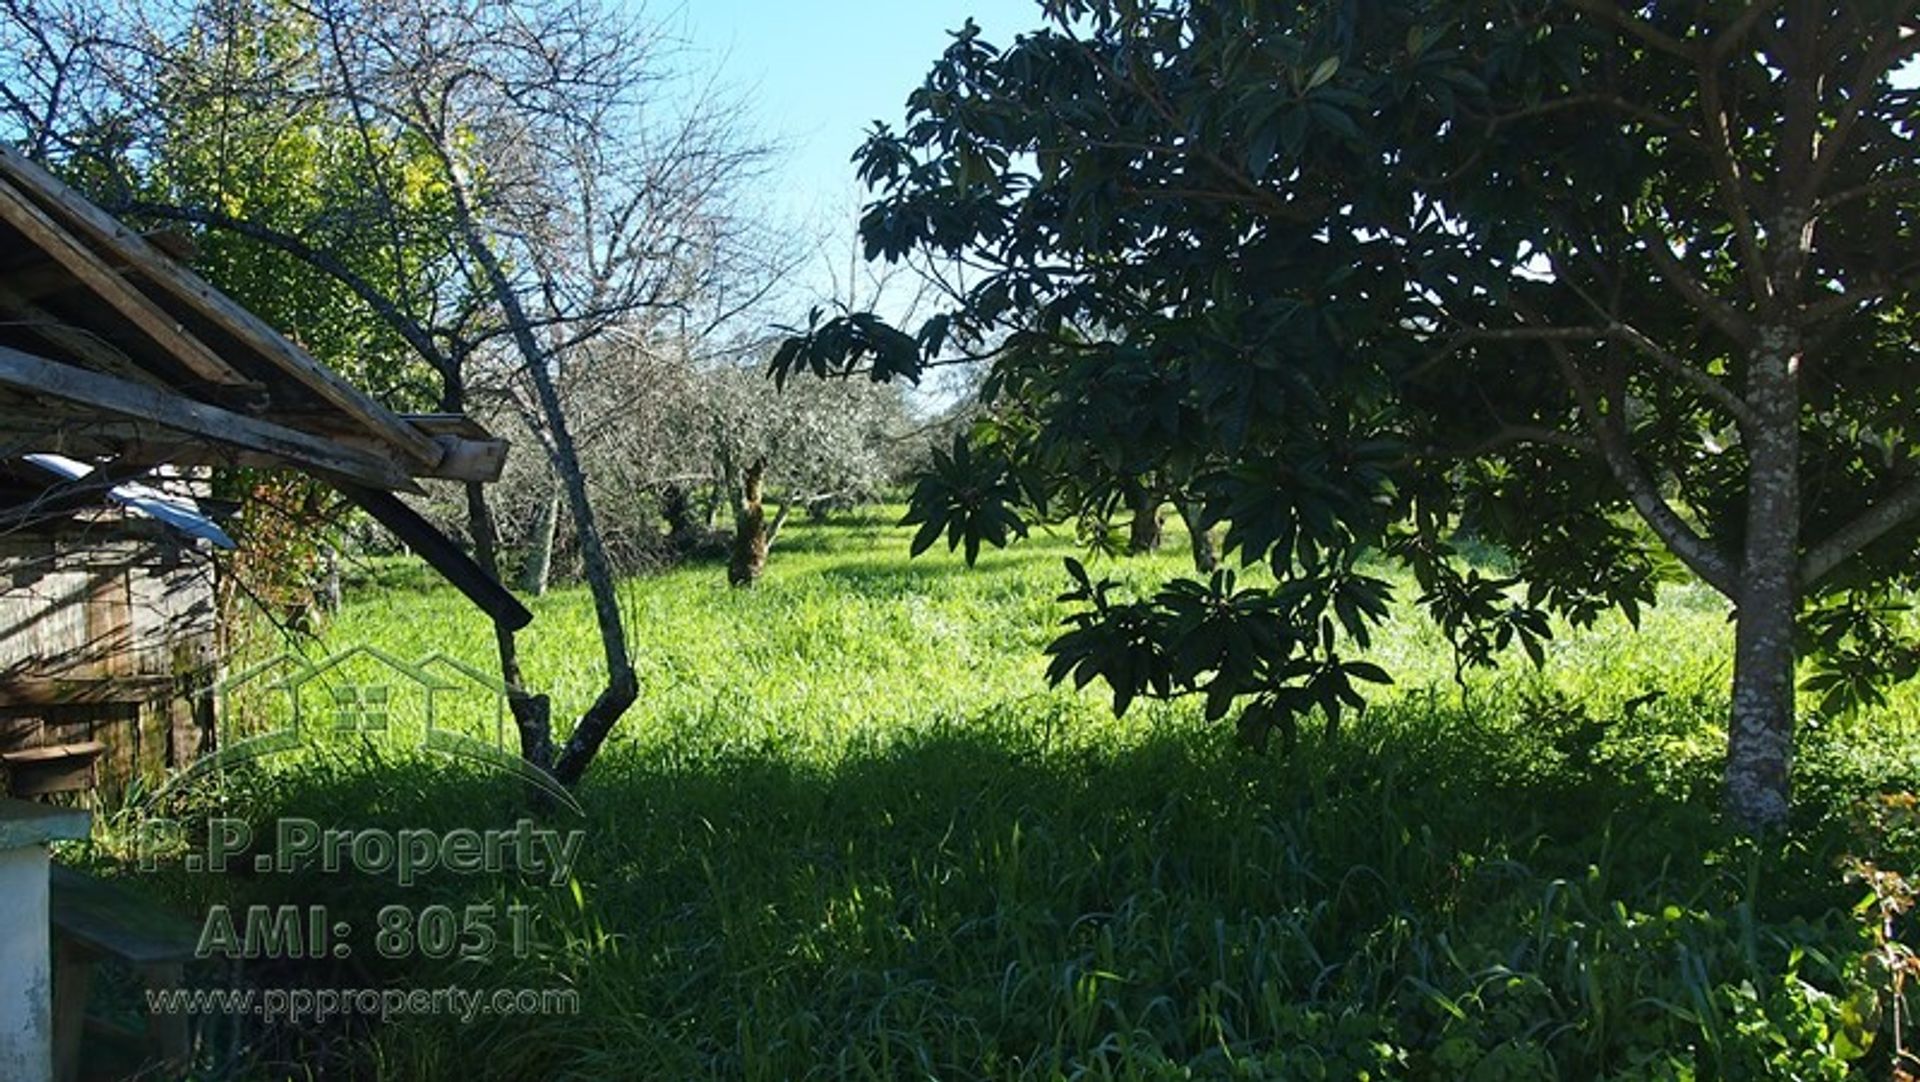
[112,509,1920,1080]
[327,509,1756,759]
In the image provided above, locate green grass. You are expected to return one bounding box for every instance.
[87,512,1920,1080]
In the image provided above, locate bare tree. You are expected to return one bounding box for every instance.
[0,0,775,785]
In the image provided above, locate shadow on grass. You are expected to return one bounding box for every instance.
[94,696,1920,1080]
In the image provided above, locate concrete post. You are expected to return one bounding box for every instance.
[0,800,89,1082]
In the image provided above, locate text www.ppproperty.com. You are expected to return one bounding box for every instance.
[146,985,581,1025]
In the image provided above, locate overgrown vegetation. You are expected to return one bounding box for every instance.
[95,513,1920,1079]
[777,0,1920,832]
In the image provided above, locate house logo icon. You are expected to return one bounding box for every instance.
[149,646,582,815]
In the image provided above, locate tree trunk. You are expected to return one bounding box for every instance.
[729,458,770,587]
[518,485,561,596]
[770,499,794,548]
[443,367,553,775]
[1725,326,1802,833]
[1127,484,1164,554]
[317,544,342,613]
[448,204,634,788]
[465,479,552,771]
[660,482,702,555]
[1175,498,1217,574]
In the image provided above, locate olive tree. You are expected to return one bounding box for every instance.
[702,355,907,584]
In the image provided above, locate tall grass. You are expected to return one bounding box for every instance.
[96,512,1920,1079]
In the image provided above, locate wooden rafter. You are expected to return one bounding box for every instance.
[282,412,509,482]
[0,281,172,390]
[0,179,255,390]
[0,145,446,470]
[0,227,197,303]
[340,483,533,631]
[0,344,420,493]
[0,420,504,483]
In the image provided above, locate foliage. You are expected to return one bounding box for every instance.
[703,356,913,519]
[904,435,1031,565]
[772,0,1920,826]
[1843,792,1920,1079]
[78,0,453,405]
[102,515,1920,1079]
[211,471,346,647]
[2,0,790,783]
[422,341,915,581]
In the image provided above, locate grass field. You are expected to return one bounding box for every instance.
[101,510,1920,1080]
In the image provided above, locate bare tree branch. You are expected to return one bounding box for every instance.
[1802,472,1920,586]
[1529,318,1739,594]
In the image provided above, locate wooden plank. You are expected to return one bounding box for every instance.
[0,281,172,389]
[5,748,97,794]
[0,676,172,706]
[0,423,319,472]
[128,551,215,677]
[0,550,92,672]
[0,178,254,389]
[105,441,308,472]
[49,864,199,965]
[288,412,495,440]
[0,227,197,302]
[340,483,533,630]
[248,414,507,482]
[0,145,446,469]
[404,413,494,439]
[0,322,272,411]
[334,432,505,482]
[0,418,500,481]
[427,434,508,483]
[83,559,131,679]
[0,344,422,492]
[1,740,105,764]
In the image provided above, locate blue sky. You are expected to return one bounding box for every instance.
[668,0,1047,258]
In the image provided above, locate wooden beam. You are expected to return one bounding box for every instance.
[0,227,197,302]
[0,423,250,466]
[268,412,508,481]
[0,345,422,493]
[339,483,533,631]
[0,423,484,485]
[0,677,170,706]
[402,413,494,440]
[331,432,506,482]
[0,178,255,389]
[0,145,446,470]
[105,442,314,474]
[3,741,104,795]
[0,284,269,415]
[426,434,509,483]
[0,281,169,389]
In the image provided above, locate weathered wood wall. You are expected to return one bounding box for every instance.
[0,527,217,799]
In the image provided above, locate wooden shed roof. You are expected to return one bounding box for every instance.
[0,144,529,630]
